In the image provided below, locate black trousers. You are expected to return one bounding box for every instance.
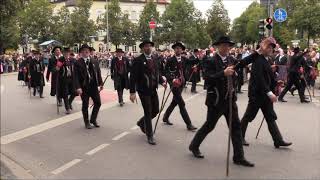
[33,85,43,96]
[117,89,124,103]
[189,101,244,160]
[163,86,192,126]
[240,96,284,143]
[80,85,101,125]
[137,90,159,137]
[279,73,304,101]
[191,80,197,92]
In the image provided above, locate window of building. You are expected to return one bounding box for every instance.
[132,45,137,52]
[125,46,129,52]
[131,11,137,20]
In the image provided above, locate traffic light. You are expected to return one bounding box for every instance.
[266,17,273,30]
[259,19,265,38]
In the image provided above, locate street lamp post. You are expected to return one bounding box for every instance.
[106,0,110,52]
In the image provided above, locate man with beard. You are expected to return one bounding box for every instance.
[130,40,167,145]
[189,36,254,167]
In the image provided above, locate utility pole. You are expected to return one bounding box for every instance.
[106,0,110,52]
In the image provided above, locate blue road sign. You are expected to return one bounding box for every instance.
[274,8,287,23]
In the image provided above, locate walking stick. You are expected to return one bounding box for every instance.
[302,76,312,102]
[225,75,234,177]
[153,87,172,135]
[90,74,110,109]
[184,71,194,92]
[255,117,265,139]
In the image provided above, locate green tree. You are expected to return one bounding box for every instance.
[206,0,230,42]
[52,6,72,45]
[160,0,208,48]
[0,0,22,54]
[98,0,123,48]
[122,14,138,47]
[18,0,55,43]
[66,0,97,45]
[289,0,320,46]
[137,1,160,43]
[230,1,267,44]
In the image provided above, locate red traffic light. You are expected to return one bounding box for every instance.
[266,17,273,24]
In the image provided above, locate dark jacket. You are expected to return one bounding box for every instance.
[74,57,103,92]
[164,56,187,85]
[130,54,164,95]
[186,55,201,82]
[46,55,62,96]
[237,52,276,97]
[30,58,45,87]
[204,53,237,107]
[111,56,130,90]
[275,55,288,66]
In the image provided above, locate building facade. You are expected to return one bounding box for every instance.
[50,0,170,53]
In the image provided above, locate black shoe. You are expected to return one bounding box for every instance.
[137,121,145,134]
[301,99,310,103]
[40,95,44,98]
[163,120,173,125]
[90,121,100,128]
[290,89,295,96]
[233,158,255,167]
[187,125,197,131]
[238,91,243,94]
[242,139,250,146]
[278,98,287,102]
[85,124,93,129]
[120,102,124,107]
[191,90,198,94]
[274,141,292,148]
[147,136,156,145]
[189,146,204,158]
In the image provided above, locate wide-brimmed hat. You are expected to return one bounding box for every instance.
[52,46,62,54]
[212,36,235,46]
[115,48,124,53]
[139,40,155,49]
[79,44,91,52]
[172,42,186,50]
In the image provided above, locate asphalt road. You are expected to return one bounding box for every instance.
[1,69,319,179]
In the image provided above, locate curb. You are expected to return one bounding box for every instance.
[0,72,18,77]
[0,153,35,179]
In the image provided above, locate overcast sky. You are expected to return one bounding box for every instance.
[193,0,255,22]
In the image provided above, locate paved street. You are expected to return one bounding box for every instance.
[1,69,320,179]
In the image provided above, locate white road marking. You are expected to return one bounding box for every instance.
[112,131,130,141]
[51,159,82,175]
[130,126,139,130]
[0,102,119,145]
[85,144,110,156]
